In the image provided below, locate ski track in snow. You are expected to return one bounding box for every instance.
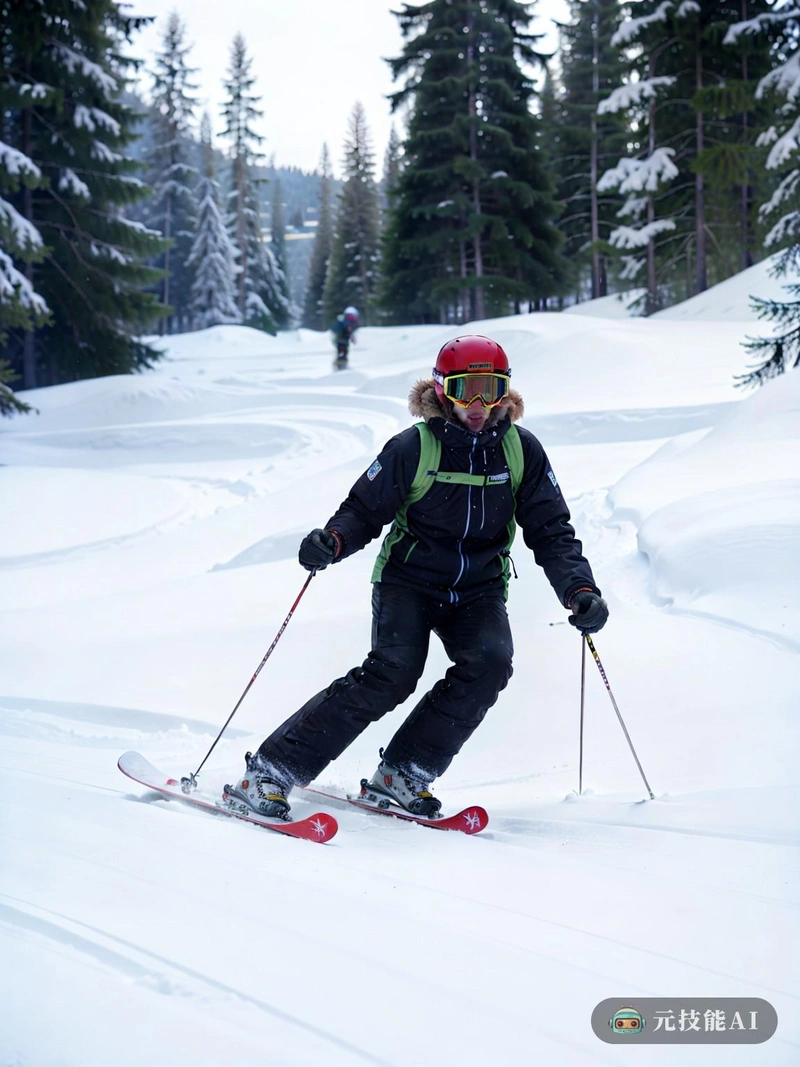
[1,304,798,1066]
[0,898,399,1067]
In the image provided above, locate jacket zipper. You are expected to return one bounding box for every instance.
[452,436,478,596]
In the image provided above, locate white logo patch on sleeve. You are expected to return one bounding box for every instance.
[367,459,383,481]
[547,469,558,488]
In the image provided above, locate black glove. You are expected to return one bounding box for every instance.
[568,589,609,634]
[298,528,341,572]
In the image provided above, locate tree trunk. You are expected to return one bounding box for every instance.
[590,0,602,299]
[161,196,172,335]
[646,76,657,316]
[471,179,486,321]
[695,36,707,294]
[459,237,469,325]
[466,1,486,322]
[22,66,36,389]
[740,0,752,270]
[236,155,247,317]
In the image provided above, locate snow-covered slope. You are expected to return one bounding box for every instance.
[562,288,645,318]
[1,282,797,1066]
[654,255,787,321]
[562,255,784,323]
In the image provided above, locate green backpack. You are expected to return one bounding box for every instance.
[371,421,524,584]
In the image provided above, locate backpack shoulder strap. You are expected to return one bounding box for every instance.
[501,423,524,496]
[407,421,441,505]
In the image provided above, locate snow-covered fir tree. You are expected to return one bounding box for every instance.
[0,358,32,416]
[1,0,166,387]
[0,136,49,414]
[728,4,800,385]
[187,112,240,329]
[657,1,777,294]
[145,11,198,332]
[0,141,50,350]
[555,0,628,300]
[597,1,681,314]
[302,144,334,330]
[600,1,778,312]
[269,177,294,328]
[220,33,289,334]
[323,102,381,324]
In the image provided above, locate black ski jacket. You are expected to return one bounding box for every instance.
[324,379,598,606]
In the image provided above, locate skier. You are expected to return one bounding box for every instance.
[228,335,608,818]
[331,305,359,368]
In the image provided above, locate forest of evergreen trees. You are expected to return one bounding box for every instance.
[1,0,798,410]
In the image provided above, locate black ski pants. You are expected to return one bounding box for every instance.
[256,581,514,787]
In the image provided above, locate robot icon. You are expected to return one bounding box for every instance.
[609,1006,646,1035]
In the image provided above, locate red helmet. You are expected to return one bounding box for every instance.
[432,335,511,404]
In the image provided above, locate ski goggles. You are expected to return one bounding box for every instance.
[435,371,511,409]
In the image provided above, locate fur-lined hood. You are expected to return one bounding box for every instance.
[408,378,524,426]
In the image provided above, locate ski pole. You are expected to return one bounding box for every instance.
[583,633,655,800]
[181,571,316,792]
[578,634,586,796]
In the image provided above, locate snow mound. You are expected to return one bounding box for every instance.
[15,373,272,429]
[611,370,800,644]
[639,479,800,647]
[562,290,645,318]
[610,366,800,519]
[153,324,305,361]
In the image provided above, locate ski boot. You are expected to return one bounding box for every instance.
[361,750,442,817]
[223,752,291,820]
[334,343,349,370]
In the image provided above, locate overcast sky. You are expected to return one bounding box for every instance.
[124,0,570,176]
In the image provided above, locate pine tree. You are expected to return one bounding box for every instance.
[323,102,381,324]
[187,111,240,328]
[1,43,54,393]
[600,1,778,312]
[1,0,167,387]
[722,4,779,272]
[302,144,334,329]
[0,140,50,357]
[555,0,628,300]
[269,178,293,328]
[382,0,567,325]
[597,1,682,314]
[220,33,289,333]
[0,137,43,414]
[381,124,403,216]
[0,360,32,416]
[145,10,198,333]
[658,1,776,293]
[377,125,405,321]
[729,5,800,386]
[692,8,774,275]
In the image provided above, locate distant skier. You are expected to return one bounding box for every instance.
[331,305,359,368]
[227,335,608,819]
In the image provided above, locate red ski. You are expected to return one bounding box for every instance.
[300,783,488,835]
[118,751,338,844]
